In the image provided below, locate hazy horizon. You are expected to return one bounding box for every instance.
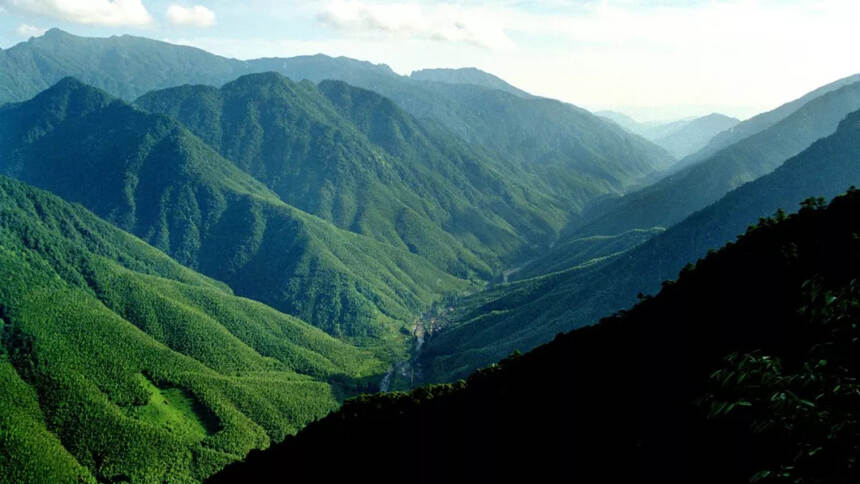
[1,1,858,122]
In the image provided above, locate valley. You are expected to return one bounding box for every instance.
[0,15,858,484]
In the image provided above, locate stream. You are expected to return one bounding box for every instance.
[377,308,438,392]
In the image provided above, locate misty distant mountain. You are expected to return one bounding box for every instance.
[598,110,739,158]
[575,79,860,238]
[409,67,533,97]
[596,111,690,139]
[652,113,739,158]
[676,72,860,170]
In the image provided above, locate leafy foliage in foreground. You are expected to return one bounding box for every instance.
[210,188,860,484]
[702,281,860,483]
[422,108,860,381]
[0,175,385,482]
[0,78,469,349]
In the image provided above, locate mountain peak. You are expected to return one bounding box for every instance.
[39,28,74,40]
[27,77,116,120]
[41,76,110,100]
[410,67,532,98]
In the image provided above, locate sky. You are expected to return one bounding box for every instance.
[1,0,859,122]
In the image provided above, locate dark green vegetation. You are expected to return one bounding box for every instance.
[576,79,860,238]
[0,78,469,350]
[409,67,533,98]
[136,73,567,276]
[209,188,860,484]
[0,175,386,483]
[422,107,860,381]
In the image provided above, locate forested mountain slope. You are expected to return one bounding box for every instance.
[136,73,567,275]
[340,80,676,207]
[0,175,384,483]
[0,78,468,351]
[210,188,860,484]
[575,80,860,237]
[422,107,860,381]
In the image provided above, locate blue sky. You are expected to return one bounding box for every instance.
[1,1,858,121]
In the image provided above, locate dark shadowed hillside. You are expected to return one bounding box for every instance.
[209,187,860,484]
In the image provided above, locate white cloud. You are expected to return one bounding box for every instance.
[166,4,216,27]
[1,0,152,26]
[153,1,860,121]
[317,0,513,49]
[16,23,47,37]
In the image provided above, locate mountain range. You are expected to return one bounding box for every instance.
[2,27,860,484]
[1,29,675,216]
[135,72,567,276]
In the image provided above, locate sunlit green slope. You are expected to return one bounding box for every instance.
[0,175,385,482]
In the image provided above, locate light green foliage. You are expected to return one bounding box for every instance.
[0,175,385,482]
